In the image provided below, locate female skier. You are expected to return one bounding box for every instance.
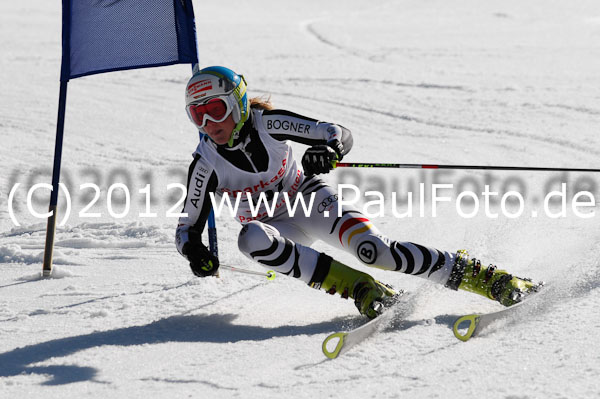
[176,66,540,319]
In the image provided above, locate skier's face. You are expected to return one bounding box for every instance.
[203,114,236,145]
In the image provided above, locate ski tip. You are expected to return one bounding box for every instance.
[322,332,347,359]
[453,314,480,342]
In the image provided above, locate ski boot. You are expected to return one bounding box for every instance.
[309,255,397,319]
[446,250,543,306]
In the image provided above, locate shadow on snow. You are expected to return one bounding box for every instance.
[0,313,342,386]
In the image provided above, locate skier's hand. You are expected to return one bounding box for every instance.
[182,232,219,277]
[302,140,343,176]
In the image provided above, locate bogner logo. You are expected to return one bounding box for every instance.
[266,119,310,134]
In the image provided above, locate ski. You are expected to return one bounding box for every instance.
[452,283,546,342]
[321,291,407,359]
[322,307,393,359]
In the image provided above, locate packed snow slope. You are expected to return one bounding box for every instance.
[1,0,600,398]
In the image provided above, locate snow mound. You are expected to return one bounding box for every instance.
[54,222,172,249]
[17,266,76,281]
[0,244,75,265]
[0,244,43,264]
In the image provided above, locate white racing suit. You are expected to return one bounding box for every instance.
[176,107,457,286]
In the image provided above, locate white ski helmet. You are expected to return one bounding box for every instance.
[185,66,249,145]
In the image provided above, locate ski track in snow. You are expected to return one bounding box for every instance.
[300,1,395,63]
[2,0,600,397]
[543,103,600,116]
[254,88,600,158]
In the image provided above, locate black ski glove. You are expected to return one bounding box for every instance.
[182,231,219,277]
[301,140,343,177]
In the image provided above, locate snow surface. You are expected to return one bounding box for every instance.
[2,0,600,397]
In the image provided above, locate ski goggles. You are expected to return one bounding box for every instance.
[187,96,232,128]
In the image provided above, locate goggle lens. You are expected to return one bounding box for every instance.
[189,98,229,127]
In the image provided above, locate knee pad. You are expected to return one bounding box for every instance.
[237,221,280,256]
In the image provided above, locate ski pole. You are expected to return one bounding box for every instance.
[192,64,219,270]
[333,162,600,173]
[220,265,276,280]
